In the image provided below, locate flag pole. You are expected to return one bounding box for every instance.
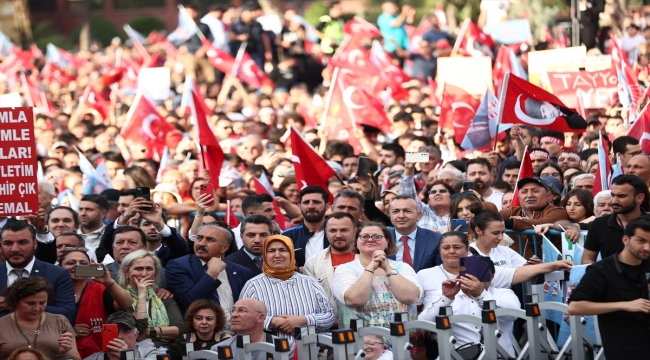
[319,67,340,129]
[450,18,469,57]
[493,72,509,151]
[178,4,206,41]
[230,41,248,78]
[331,35,350,62]
[226,199,231,227]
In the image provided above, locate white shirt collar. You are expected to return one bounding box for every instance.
[7,256,36,275]
[395,227,418,240]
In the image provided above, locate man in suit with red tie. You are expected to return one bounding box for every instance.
[165,224,252,317]
[388,196,442,272]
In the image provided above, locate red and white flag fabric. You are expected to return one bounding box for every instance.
[405,16,431,53]
[289,127,335,200]
[343,16,382,39]
[454,18,494,57]
[21,73,56,114]
[187,77,225,180]
[627,104,650,155]
[439,83,481,144]
[592,133,611,196]
[511,147,534,207]
[609,34,630,67]
[80,85,109,119]
[41,61,75,86]
[203,39,273,89]
[500,73,588,132]
[427,78,441,107]
[225,200,240,228]
[556,26,568,48]
[120,91,181,160]
[434,6,448,31]
[321,68,392,153]
[253,174,290,231]
[124,24,151,62]
[330,38,376,76]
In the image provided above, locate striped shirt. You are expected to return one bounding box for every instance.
[399,175,450,232]
[239,273,335,343]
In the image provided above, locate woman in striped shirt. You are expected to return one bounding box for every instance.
[238,235,335,343]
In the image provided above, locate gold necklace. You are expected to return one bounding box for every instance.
[13,313,42,349]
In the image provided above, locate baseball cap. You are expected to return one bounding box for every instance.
[106,311,137,329]
[516,177,549,191]
[51,141,69,151]
[539,176,564,195]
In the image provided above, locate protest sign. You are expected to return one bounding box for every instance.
[548,69,618,109]
[0,107,38,216]
[436,56,492,96]
[490,19,532,45]
[561,231,588,263]
[137,67,171,100]
[0,93,21,107]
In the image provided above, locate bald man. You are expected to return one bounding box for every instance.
[237,136,264,166]
[212,298,294,359]
[626,155,650,186]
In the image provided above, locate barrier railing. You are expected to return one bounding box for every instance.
[505,229,562,258]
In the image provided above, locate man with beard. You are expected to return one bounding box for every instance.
[233,194,277,249]
[499,178,569,259]
[569,217,650,360]
[78,194,109,258]
[466,158,503,210]
[557,151,581,172]
[225,215,275,276]
[138,203,189,267]
[282,186,331,268]
[583,175,650,264]
[304,212,358,323]
[378,143,405,169]
[0,219,75,323]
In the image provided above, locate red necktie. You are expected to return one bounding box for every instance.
[401,235,412,266]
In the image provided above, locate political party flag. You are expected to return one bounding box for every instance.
[542,235,564,323]
[439,83,481,144]
[627,103,650,155]
[461,87,511,152]
[557,265,598,346]
[167,5,197,45]
[499,73,588,132]
[592,132,611,196]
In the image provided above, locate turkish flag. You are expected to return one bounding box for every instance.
[21,74,56,114]
[511,147,534,207]
[627,107,650,155]
[406,17,431,53]
[330,39,376,77]
[493,46,512,95]
[41,61,75,86]
[500,73,588,132]
[369,41,411,101]
[427,78,440,107]
[120,92,181,160]
[343,17,382,39]
[456,18,494,57]
[609,34,630,67]
[289,127,335,201]
[189,81,225,180]
[80,85,109,119]
[253,175,290,231]
[439,83,480,144]
[203,40,273,89]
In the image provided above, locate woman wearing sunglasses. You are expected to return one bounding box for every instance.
[400,162,454,233]
[58,248,132,358]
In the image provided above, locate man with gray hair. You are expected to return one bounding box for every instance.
[573,173,595,191]
[594,190,613,217]
[166,223,253,315]
[38,180,56,214]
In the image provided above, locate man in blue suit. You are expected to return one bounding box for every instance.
[166,223,252,315]
[0,218,75,323]
[388,196,442,272]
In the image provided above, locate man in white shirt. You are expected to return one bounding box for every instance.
[466,158,503,210]
[201,6,228,50]
[622,24,646,64]
[478,0,510,34]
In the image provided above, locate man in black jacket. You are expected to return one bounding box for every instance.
[579,0,605,50]
[225,215,276,277]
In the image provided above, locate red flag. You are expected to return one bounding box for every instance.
[120,92,181,160]
[511,147,534,207]
[322,69,391,153]
[330,39,376,76]
[188,78,225,180]
[455,18,494,57]
[226,200,240,228]
[556,26,568,48]
[576,92,587,119]
[289,127,335,200]
[80,85,109,119]
[343,17,382,39]
[609,34,630,67]
[627,105,650,155]
[21,74,56,114]
[439,83,480,143]
[369,41,411,100]
[406,17,431,53]
[253,176,290,231]
[500,73,588,132]
[203,40,273,89]
[622,63,642,107]
[41,61,75,85]
[493,46,512,95]
[427,78,441,107]
[204,43,235,73]
[540,26,554,43]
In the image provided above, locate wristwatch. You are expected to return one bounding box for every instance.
[386,269,398,278]
[149,327,156,339]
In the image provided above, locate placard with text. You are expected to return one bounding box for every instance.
[0,107,38,216]
[561,231,588,262]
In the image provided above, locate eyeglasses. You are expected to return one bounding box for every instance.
[62,247,88,252]
[358,234,385,241]
[428,189,449,195]
[364,341,384,346]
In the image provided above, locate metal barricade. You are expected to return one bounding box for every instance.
[505,229,563,258]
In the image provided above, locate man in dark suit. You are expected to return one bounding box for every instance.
[387,196,442,272]
[225,214,276,277]
[0,218,75,323]
[166,223,252,315]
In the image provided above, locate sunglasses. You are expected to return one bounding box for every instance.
[428,189,449,195]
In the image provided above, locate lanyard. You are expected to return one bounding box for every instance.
[616,215,627,236]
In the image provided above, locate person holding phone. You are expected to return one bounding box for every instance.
[399,161,453,233]
[416,232,520,357]
[58,248,132,358]
[83,312,157,360]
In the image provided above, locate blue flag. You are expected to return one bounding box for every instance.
[542,235,564,323]
[573,243,584,265]
[558,265,598,347]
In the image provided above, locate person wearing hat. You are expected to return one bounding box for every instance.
[499,177,569,259]
[83,312,156,360]
[50,141,69,161]
[539,130,565,162]
[539,176,564,207]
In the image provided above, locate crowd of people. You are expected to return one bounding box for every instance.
[2,0,650,359]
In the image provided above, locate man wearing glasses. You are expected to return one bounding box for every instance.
[213,298,292,359]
